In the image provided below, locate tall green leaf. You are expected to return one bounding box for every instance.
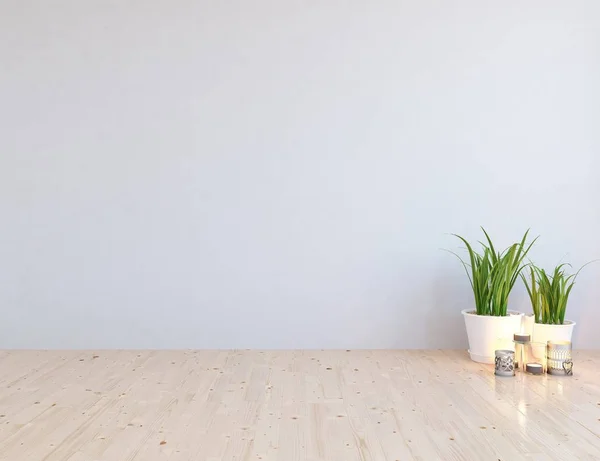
[523,261,597,324]
[448,229,536,316]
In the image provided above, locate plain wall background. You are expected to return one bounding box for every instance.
[1,1,599,349]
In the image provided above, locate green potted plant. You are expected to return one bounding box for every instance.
[450,228,536,363]
[521,262,593,358]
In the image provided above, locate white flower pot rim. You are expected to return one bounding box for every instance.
[532,319,576,326]
[461,309,523,317]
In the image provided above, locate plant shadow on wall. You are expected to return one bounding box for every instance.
[388,262,470,349]
[425,267,472,349]
[445,228,537,364]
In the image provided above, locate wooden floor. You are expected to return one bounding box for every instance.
[0,350,599,461]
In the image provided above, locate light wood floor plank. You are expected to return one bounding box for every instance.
[0,350,599,461]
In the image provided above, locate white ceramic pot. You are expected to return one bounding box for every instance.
[521,314,535,337]
[462,309,524,364]
[531,320,575,360]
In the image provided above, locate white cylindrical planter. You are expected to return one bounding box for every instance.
[462,309,524,364]
[521,315,535,337]
[531,321,575,360]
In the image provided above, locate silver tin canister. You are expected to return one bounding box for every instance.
[547,341,573,376]
[495,349,515,377]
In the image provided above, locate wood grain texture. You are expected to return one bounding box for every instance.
[0,350,599,461]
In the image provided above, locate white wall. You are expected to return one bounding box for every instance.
[1,1,599,349]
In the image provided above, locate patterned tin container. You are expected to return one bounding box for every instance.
[495,349,515,377]
[546,341,573,376]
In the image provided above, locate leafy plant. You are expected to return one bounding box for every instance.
[521,262,594,325]
[449,228,537,316]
